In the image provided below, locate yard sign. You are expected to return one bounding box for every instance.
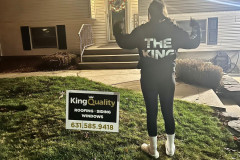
[66,90,120,132]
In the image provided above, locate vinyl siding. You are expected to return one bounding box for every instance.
[129,0,138,32]
[171,11,240,52]
[0,0,93,56]
[0,19,93,56]
[139,0,240,16]
[138,0,149,16]
[91,0,108,45]
[0,0,139,56]
[91,0,138,46]
[0,0,91,22]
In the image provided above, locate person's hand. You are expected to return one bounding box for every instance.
[190,18,200,29]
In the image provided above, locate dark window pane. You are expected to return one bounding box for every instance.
[31,27,57,48]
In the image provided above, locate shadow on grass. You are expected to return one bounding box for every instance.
[0,105,28,112]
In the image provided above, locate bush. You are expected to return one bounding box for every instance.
[176,59,223,89]
[39,52,78,70]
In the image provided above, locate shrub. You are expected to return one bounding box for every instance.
[39,52,78,70]
[176,59,223,89]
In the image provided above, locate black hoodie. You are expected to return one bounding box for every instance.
[113,18,201,74]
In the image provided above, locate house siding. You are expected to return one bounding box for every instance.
[129,0,138,32]
[0,0,92,56]
[139,0,240,16]
[0,0,139,56]
[172,11,240,52]
[0,0,91,22]
[92,0,138,46]
[91,0,108,46]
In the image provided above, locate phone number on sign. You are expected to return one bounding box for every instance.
[71,122,114,130]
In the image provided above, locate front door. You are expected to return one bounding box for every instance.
[108,0,128,41]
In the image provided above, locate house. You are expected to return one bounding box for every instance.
[0,0,240,70]
[0,0,138,57]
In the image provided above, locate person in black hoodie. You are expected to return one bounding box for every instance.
[113,0,200,158]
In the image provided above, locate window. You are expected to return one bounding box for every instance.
[177,20,207,43]
[30,27,57,49]
[21,25,67,50]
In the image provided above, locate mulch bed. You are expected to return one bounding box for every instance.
[0,53,78,73]
[0,56,42,73]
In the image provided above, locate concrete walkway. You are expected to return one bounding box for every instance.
[0,69,226,111]
[220,74,240,122]
[232,76,240,83]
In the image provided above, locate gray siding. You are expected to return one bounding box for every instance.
[139,0,240,16]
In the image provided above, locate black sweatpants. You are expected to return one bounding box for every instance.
[141,70,175,137]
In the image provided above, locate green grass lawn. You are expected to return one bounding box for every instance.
[0,76,239,160]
